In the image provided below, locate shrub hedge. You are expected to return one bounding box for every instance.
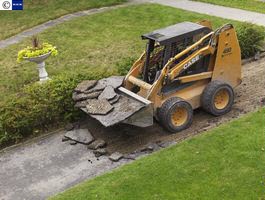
[237,23,265,58]
[0,23,264,148]
[0,72,111,147]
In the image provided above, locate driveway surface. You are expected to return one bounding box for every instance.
[0,131,127,200]
[149,0,265,26]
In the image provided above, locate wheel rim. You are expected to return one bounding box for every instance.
[214,89,230,110]
[171,107,188,126]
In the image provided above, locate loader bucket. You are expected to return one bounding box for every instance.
[82,87,153,127]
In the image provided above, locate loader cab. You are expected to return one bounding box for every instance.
[141,22,211,84]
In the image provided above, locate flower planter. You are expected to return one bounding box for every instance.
[24,52,51,82]
[18,39,58,82]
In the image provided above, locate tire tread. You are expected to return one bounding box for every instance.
[158,97,193,133]
[201,80,234,116]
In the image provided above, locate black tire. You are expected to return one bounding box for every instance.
[158,97,193,133]
[201,80,234,116]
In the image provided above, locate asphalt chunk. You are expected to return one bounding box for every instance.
[98,86,117,100]
[109,152,123,162]
[84,76,124,94]
[85,99,114,115]
[88,95,145,127]
[72,91,101,101]
[87,139,106,150]
[84,81,106,94]
[93,148,108,157]
[64,129,94,145]
[74,80,97,93]
[101,76,124,89]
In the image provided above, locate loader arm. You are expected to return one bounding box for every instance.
[167,32,215,80]
[124,23,241,110]
[125,32,216,98]
[147,32,216,100]
[148,24,241,101]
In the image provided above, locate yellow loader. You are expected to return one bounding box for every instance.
[83,21,241,133]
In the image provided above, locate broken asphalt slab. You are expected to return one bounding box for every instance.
[75,76,139,126]
[72,91,101,101]
[93,148,108,157]
[85,99,114,115]
[98,85,117,100]
[101,76,124,89]
[87,95,146,127]
[87,139,107,150]
[64,129,94,145]
[74,80,97,93]
[83,76,124,94]
[109,152,123,162]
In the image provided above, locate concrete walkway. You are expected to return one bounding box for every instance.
[1,0,265,49]
[149,0,265,26]
[0,1,139,49]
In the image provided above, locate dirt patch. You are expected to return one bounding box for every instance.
[82,57,265,154]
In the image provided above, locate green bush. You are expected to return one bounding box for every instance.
[0,72,111,147]
[0,55,134,147]
[237,23,265,59]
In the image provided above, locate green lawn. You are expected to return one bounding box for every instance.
[0,0,126,40]
[50,108,265,200]
[193,0,265,14]
[0,4,252,103]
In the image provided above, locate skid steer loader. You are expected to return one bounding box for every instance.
[83,21,241,132]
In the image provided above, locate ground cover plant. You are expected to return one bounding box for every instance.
[0,4,264,147]
[0,0,126,40]
[17,36,58,63]
[192,0,265,14]
[50,108,265,200]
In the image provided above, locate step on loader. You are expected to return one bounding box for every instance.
[82,21,242,133]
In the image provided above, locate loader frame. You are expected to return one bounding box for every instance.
[123,23,242,116]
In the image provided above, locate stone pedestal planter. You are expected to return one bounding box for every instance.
[25,52,51,82]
